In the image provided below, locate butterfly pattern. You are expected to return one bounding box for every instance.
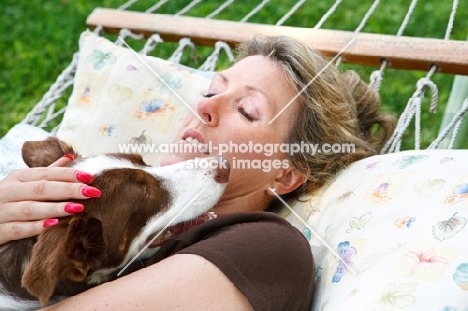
[439,156,454,164]
[332,241,357,283]
[99,124,115,137]
[444,183,468,204]
[392,154,429,169]
[79,85,92,104]
[293,152,468,310]
[453,262,468,290]
[87,49,116,70]
[134,98,175,119]
[366,181,391,202]
[157,73,182,93]
[394,216,416,229]
[366,161,380,169]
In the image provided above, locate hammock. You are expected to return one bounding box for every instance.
[20,0,468,153]
[7,1,468,310]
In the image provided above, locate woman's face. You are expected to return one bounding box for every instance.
[161,55,300,203]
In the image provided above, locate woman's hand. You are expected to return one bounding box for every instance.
[0,155,101,245]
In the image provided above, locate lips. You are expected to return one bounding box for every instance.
[181,129,209,154]
[182,129,205,144]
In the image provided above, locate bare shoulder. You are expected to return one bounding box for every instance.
[42,254,253,311]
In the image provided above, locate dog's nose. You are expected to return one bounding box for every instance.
[215,156,230,183]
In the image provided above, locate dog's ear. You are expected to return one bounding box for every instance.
[21,136,77,168]
[21,217,107,306]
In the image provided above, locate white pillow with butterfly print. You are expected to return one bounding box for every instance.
[56,31,211,166]
[285,149,468,311]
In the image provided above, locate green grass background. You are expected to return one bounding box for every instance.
[1,0,467,148]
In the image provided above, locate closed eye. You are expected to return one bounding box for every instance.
[237,107,254,122]
[203,93,216,98]
[203,93,255,122]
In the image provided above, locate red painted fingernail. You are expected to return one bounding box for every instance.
[82,186,101,198]
[62,154,75,160]
[64,202,84,213]
[76,171,94,183]
[43,218,59,227]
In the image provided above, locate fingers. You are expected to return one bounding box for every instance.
[2,169,99,203]
[0,200,89,244]
[49,153,75,167]
[1,201,86,223]
[0,155,99,246]
[10,166,89,183]
[14,181,100,202]
[0,196,95,245]
[0,219,49,245]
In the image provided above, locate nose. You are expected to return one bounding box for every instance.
[197,96,219,126]
[214,156,230,183]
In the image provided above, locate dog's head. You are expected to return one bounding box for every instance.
[20,137,229,306]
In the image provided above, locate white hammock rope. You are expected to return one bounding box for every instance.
[368,59,387,92]
[199,0,236,66]
[355,0,381,33]
[335,0,380,67]
[145,0,170,14]
[115,28,145,46]
[92,25,103,36]
[313,0,342,29]
[206,0,234,19]
[275,0,307,26]
[117,0,138,11]
[19,0,467,151]
[429,97,468,149]
[20,52,80,133]
[240,0,270,23]
[381,66,439,153]
[368,0,417,91]
[167,37,198,64]
[140,33,164,55]
[380,0,463,153]
[396,0,418,37]
[175,0,203,16]
[198,41,235,72]
[445,0,459,40]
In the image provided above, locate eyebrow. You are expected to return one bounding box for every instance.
[215,72,270,102]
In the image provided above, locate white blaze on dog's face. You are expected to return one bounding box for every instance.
[70,155,229,271]
[131,157,230,257]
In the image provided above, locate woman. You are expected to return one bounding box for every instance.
[0,35,395,310]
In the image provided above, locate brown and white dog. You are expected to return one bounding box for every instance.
[0,137,229,310]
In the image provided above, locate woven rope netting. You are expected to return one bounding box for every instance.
[22,0,468,152]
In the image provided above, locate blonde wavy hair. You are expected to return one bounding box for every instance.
[236,35,396,197]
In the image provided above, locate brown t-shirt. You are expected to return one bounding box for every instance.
[143,211,315,310]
